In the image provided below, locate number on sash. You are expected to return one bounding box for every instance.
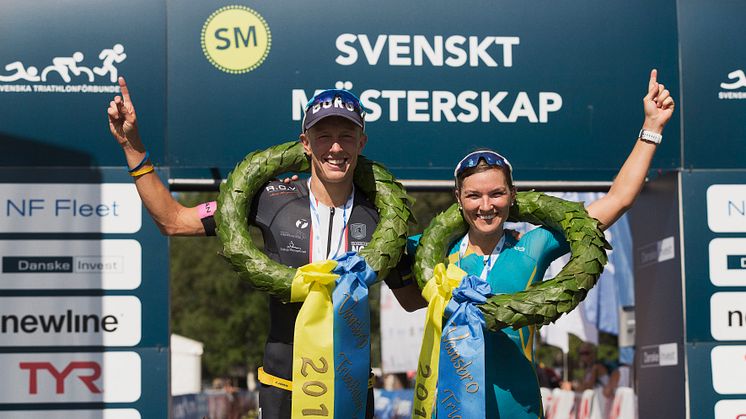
[301,357,328,377]
[302,404,329,417]
[299,357,330,416]
[413,363,432,417]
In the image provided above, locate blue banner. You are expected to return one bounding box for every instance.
[438,274,491,418]
[332,252,377,419]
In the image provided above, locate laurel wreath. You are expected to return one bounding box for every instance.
[215,141,413,302]
[413,191,611,331]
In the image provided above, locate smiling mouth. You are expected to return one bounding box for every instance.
[324,157,349,168]
[477,213,497,220]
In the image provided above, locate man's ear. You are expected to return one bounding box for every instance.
[299,132,311,155]
[358,132,368,151]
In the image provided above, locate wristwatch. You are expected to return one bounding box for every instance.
[638,129,662,144]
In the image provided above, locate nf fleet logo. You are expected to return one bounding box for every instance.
[201,5,271,74]
[0,44,126,94]
[719,69,746,100]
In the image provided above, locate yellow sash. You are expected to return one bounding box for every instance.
[412,263,465,419]
[290,260,339,418]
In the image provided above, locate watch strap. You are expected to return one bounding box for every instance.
[638,129,662,144]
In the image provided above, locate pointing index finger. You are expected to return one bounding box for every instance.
[118,76,131,105]
[648,69,658,93]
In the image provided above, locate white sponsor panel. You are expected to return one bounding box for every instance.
[707,185,746,232]
[638,236,676,267]
[711,346,746,394]
[709,238,746,286]
[0,352,141,403]
[0,183,141,233]
[659,343,678,366]
[714,400,746,418]
[0,240,141,290]
[640,343,678,368]
[0,296,141,347]
[0,409,140,419]
[711,293,746,340]
[380,283,425,373]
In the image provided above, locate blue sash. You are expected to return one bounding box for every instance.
[438,274,492,418]
[332,252,377,418]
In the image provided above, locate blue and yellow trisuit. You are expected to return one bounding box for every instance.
[445,227,569,419]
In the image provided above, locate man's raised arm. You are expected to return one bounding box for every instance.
[107,76,206,236]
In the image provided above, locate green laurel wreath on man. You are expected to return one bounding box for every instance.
[413,191,612,331]
[215,141,413,302]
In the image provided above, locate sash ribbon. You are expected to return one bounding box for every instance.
[412,263,465,419]
[332,252,377,419]
[437,274,491,419]
[290,252,376,419]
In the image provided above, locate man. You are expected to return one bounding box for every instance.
[107,78,422,418]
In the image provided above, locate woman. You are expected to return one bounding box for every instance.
[442,69,673,417]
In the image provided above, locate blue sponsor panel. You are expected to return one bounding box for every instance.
[678,0,746,169]
[686,342,746,419]
[681,171,746,343]
[0,168,168,417]
[0,0,166,167]
[681,171,746,417]
[167,0,679,180]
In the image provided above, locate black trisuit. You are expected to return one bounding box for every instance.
[202,179,408,419]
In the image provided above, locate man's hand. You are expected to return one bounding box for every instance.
[642,69,675,134]
[107,76,142,150]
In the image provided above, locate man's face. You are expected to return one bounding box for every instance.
[300,116,367,185]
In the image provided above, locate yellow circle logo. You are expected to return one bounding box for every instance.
[201,5,271,74]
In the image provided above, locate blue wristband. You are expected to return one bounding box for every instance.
[127,151,150,173]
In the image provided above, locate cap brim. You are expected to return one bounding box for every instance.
[303,108,364,131]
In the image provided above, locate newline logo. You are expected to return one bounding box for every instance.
[1,310,119,334]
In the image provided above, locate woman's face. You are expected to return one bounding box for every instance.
[457,168,514,238]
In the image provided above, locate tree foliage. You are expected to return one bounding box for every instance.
[170,192,269,381]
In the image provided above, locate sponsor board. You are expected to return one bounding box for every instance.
[712,346,746,395]
[0,296,141,347]
[707,185,746,233]
[711,293,746,340]
[0,409,140,419]
[0,352,141,403]
[0,183,141,233]
[0,240,141,290]
[638,236,676,268]
[710,238,746,286]
[640,343,678,368]
[714,400,746,418]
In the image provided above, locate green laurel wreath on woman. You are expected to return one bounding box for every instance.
[215,141,413,302]
[413,191,611,332]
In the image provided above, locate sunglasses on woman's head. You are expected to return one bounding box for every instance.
[453,151,514,179]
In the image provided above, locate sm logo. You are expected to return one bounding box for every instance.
[20,361,102,394]
[201,5,272,74]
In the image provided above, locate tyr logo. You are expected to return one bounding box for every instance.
[19,361,102,394]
